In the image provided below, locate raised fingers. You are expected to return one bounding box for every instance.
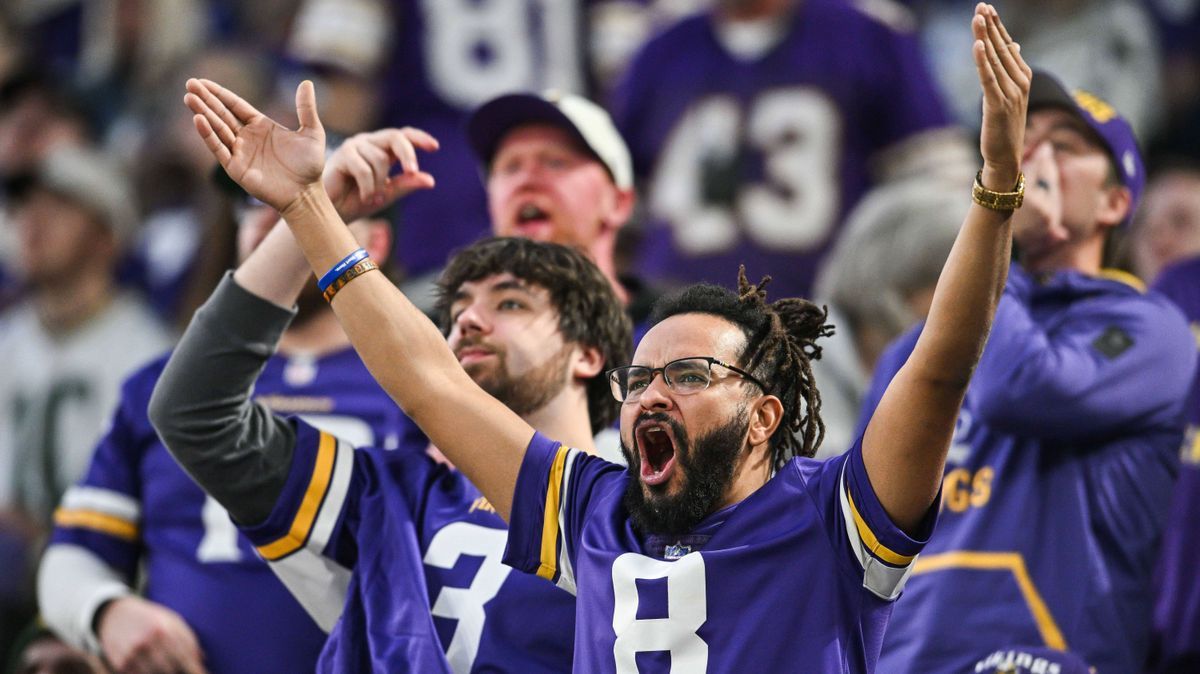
[400,127,440,153]
[357,141,393,194]
[339,144,380,202]
[184,91,236,151]
[294,80,324,139]
[190,112,232,166]
[971,14,1000,101]
[186,79,242,146]
[983,7,1028,92]
[200,78,264,126]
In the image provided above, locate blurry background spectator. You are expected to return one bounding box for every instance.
[809,176,970,459]
[610,0,972,300]
[0,146,172,663]
[283,0,674,304]
[1131,165,1200,283]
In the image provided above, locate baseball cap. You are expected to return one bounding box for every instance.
[974,647,1091,674]
[467,91,633,190]
[8,145,138,246]
[1028,70,1144,223]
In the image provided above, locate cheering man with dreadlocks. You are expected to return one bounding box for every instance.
[170,4,1030,670]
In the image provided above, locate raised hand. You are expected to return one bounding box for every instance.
[185,78,325,212]
[325,128,440,223]
[972,3,1031,189]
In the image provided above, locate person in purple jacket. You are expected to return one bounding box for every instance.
[609,0,970,299]
[175,5,1030,670]
[860,72,1198,674]
[1148,254,1200,674]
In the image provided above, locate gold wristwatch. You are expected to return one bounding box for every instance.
[972,170,1025,211]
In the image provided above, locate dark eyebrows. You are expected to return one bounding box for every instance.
[450,278,539,309]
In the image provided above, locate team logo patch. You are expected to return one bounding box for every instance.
[663,543,693,560]
[1092,325,1134,359]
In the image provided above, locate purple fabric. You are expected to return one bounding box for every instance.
[505,431,933,672]
[609,1,953,298]
[861,265,1197,673]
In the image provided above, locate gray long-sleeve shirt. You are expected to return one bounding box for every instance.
[148,273,299,525]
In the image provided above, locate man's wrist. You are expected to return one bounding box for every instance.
[980,163,1021,192]
[279,182,335,226]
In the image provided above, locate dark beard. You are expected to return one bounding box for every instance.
[468,342,572,417]
[621,408,748,537]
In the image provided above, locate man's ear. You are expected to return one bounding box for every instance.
[1096,184,1133,230]
[747,395,784,448]
[603,187,636,232]
[572,343,605,380]
[357,216,394,265]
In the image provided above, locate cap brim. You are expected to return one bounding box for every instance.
[467,94,593,166]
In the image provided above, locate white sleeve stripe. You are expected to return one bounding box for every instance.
[60,486,141,521]
[837,463,917,601]
[267,553,352,633]
[555,448,579,596]
[305,438,354,555]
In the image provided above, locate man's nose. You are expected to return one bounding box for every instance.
[638,372,674,411]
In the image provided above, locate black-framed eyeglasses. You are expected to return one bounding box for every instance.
[606,356,767,403]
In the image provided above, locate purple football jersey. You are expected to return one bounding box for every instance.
[50,348,420,674]
[379,0,590,277]
[1149,255,1200,673]
[503,431,935,672]
[859,267,1197,674]
[609,0,953,299]
[240,419,577,673]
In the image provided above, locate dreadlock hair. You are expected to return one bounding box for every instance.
[647,267,834,468]
[434,237,633,435]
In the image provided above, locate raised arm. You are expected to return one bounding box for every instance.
[183,79,535,520]
[861,3,1030,531]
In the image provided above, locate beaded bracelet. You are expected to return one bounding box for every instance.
[322,259,379,303]
[317,248,370,292]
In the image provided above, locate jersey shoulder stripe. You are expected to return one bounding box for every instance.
[537,445,580,594]
[52,486,142,541]
[257,430,353,561]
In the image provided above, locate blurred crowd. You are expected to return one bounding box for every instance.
[1,0,1198,672]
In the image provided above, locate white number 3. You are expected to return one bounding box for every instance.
[425,522,512,674]
[611,552,708,672]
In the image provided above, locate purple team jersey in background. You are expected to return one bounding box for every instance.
[1149,255,1200,673]
[610,0,953,299]
[50,348,419,674]
[379,0,589,278]
[240,419,577,673]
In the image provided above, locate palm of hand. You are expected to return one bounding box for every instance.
[979,103,1023,180]
[227,116,325,212]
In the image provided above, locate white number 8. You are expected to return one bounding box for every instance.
[611,552,708,672]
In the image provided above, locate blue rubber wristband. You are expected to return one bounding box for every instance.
[317,248,369,292]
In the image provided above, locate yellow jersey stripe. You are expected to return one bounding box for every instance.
[1097,268,1146,292]
[257,431,337,561]
[914,551,1067,650]
[53,508,139,541]
[537,447,570,581]
[846,486,916,567]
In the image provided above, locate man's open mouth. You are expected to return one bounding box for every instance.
[635,421,678,487]
[516,203,551,224]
